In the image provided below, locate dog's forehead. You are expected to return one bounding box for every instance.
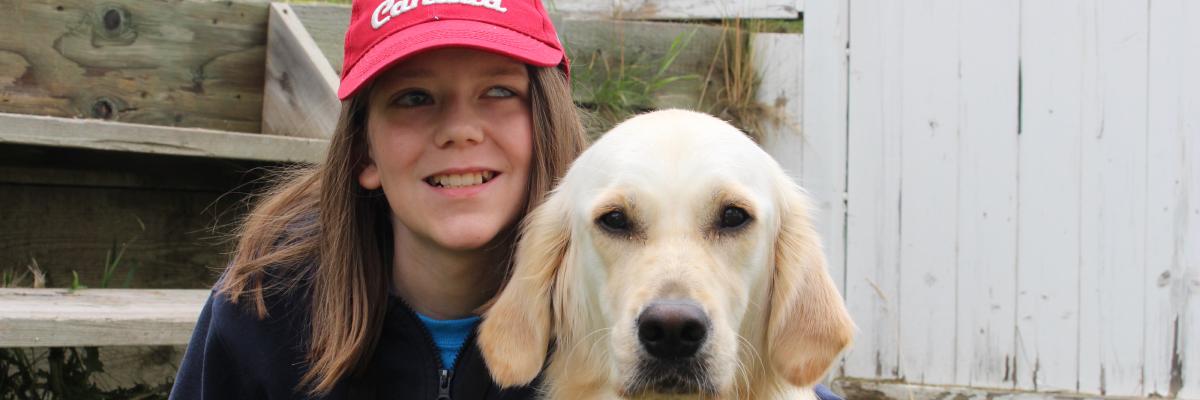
[577,110,775,186]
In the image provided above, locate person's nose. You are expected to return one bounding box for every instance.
[433,99,486,148]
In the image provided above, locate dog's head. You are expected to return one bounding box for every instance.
[479,109,853,398]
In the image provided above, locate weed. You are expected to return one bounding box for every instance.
[699,18,768,142]
[572,29,700,137]
[1,222,170,399]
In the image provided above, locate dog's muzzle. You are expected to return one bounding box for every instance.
[629,300,715,395]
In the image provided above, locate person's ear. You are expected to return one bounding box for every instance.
[358,151,381,190]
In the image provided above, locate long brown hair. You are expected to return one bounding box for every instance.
[217,66,587,395]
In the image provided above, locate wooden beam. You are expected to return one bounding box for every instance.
[0,112,327,163]
[262,3,340,139]
[544,0,803,20]
[0,0,270,133]
[0,289,209,347]
[833,378,1126,400]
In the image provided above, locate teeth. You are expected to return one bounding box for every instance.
[426,171,496,188]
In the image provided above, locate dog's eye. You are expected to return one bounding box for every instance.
[597,210,631,232]
[720,206,750,229]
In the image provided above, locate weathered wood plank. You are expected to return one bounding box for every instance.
[1077,0,1148,396]
[753,33,802,177]
[895,0,960,385]
[544,0,802,20]
[801,0,848,321]
[1145,0,1200,397]
[287,3,351,73]
[1183,10,1200,394]
[955,0,1018,389]
[262,3,339,139]
[0,289,209,347]
[0,112,327,163]
[288,4,734,112]
[1017,0,1087,391]
[834,378,1142,400]
[844,0,902,380]
[0,0,269,133]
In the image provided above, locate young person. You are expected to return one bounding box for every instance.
[170,0,845,398]
[170,0,584,398]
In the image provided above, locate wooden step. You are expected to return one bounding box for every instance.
[0,112,328,163]
[0,288,209,347]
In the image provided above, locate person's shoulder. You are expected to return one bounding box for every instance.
[209,264,315,342]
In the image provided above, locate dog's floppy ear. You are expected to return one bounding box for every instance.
[478,190,570,387]
[767,177,855,388]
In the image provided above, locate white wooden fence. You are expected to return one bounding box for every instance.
[757,1,1200,398]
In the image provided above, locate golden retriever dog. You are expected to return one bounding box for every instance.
[479,109,854,399]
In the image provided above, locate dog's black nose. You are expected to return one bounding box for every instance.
[637,301,709,360]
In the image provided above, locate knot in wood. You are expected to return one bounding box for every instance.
[94,5,134,43]
[91,98,117,119]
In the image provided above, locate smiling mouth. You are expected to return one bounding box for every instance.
[424,171,498,188]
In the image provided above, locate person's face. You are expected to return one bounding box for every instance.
[360,48,533,252]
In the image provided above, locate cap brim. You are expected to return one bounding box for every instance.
[338,19,564,100]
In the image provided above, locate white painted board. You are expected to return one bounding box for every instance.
[1145,0,1199,398]
[1076,0,1148,396]
[955,0,1019,389]
[800,0,848,315]
[1016,0,1087,392]
[895,0,960,385]
[755,33,803,183]
[844,0,903,380]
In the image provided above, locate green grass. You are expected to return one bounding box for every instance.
[571,29,700,137]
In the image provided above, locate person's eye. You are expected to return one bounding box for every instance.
[485,86,516,98]
[391,90,433,107]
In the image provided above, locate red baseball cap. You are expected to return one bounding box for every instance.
[338,0,568,100]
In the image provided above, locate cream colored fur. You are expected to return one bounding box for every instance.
[479,109,854,399]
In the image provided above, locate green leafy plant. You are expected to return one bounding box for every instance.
[2,222,171,399]
[572,29,700,137]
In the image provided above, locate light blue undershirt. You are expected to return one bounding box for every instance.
[415,312,481,369]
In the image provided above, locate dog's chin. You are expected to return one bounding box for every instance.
[621,358,718,399]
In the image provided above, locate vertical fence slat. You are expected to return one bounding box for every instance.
[1016,0,1087,392]
[755,33,804,181]
[955,0,1019,390]
[801,0,849,303]
[1185,10,1200,391]
[1076,0,1148,396]
[845,0,903,380]
[1175,5,1198,399]
[896,0,960,385]
[1145,0,1200,397]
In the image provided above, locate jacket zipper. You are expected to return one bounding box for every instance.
[397,297,455,400]
[437,368,453,400]
[403,298,482,400]
[438,325,480,400]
